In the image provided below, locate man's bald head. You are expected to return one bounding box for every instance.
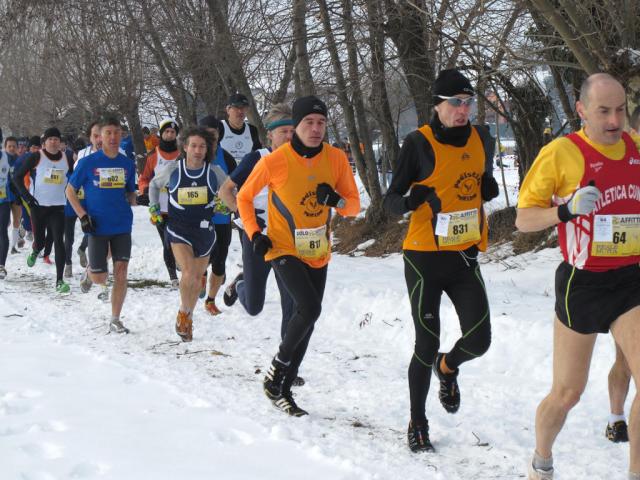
[579,73,623,107]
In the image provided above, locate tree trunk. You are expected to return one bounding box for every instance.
[273,45,297,104]
[292,0,315,96]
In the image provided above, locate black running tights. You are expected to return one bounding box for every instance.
[156,222,177,280]
[272,255,327,391]
[403,247,491,423]
[0,203,10,265]
[31,205,66,282]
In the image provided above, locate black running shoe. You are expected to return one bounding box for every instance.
[223,273,243,306]
[407,421,435,452]
[292,376,305,387]
[606,420,629,443]
[263,356,289,400]
[432,353,460,413]
[272,391,308,417]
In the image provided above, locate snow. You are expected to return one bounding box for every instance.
[0,169,633,479]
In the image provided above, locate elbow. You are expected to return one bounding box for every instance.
[515,210,535,233]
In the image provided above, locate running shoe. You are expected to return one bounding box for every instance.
[26,231,33,242]
[606,420,629,443]
[175,311,193,342]
[109,318,129,334]
[77,247,87,268]
[264,357,288,400]
[97,285,109,302]
[407,421,435,452]
[223,273,243,306]
[170,278,180,290]
[292,376,305,387]
[204,299,221,315]
[26,252,37,267]
[10,247,19,254]
[55,280,70,294]
[80,268,93,293]
[432,353,460,413]
[0,266,6,280]
[64,264,73,278]
[43,255,53,265]
[272,391,308,417]
[528,462,554,479]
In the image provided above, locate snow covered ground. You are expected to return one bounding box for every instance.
[1,168,633,479]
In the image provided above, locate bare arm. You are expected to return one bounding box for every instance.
[218,178,238,212]
[515,206,561,233]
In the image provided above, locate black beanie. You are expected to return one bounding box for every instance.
[292,96,327,127]
[159,118,180,136]
[42,127,61,142]
[28,135,41,148]
[198,115,223,139]
[433,69,474,105]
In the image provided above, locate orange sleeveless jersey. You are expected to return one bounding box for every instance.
[403,125,488,252]
[237,142,360,268]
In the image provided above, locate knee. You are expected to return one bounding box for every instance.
[245,302,264,316]
[552,386,584,413]
[113,263,128,279]
[298,300,322,323]
[473,327,492,357]
[414,337,440,364]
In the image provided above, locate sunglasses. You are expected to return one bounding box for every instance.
[437,95,475,107]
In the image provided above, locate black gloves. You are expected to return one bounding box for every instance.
[316,183,344,208]
[136,193,150,206]
[480,174,500,201]
[252,232,272,257]
[25,195,39,209]
[80,214,96,234]
[406,185,441,213]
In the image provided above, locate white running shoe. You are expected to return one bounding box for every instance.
[97,285,109,302]
[64,264,73,278]
[528,462,554,479]
[80,269,93,293]
[0,266,6,280]
[109,318,129,334]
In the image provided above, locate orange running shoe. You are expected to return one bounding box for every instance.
[175,310,193,342]
[204,299,221,316]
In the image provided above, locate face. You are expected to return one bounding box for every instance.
[226,105,248,127]
[204,127,219,150]
[17,144,26,155]
[4,141,17,155]
[434,95,474,128]
[295,114,326,148]
[44,136,60,154]
[101,124,122,153]
[268,125,294,149]
[161,127,177,142]
[576,80,626,145]
[29,145,40,153]
[90,124,102,149]
[185,135,208,164]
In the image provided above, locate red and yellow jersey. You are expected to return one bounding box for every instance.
[520,129,640,271]
[403,125,488,252]
[237,142,360,268]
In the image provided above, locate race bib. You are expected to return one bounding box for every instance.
[99,168,125,188]
[0,184,6,199]
[435,208,481,246]
[77,187,85,200]
[44,168,65,185]
[178,186,207,205]
[591,214,640,257]
[294,225,329,260]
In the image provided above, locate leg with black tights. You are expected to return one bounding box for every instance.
[156,222,177,280]
[271,256,327,390]
[79,233,88,251]
[0,203,11,265]
[274,268,295,340]
[43,226,53,257]
[47,207,66,282]
[64,215,77,266]
[237,230,271,315]
[30,206,47,252]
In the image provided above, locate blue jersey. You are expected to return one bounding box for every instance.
[212,147,230,225]
[69,150,136,235]
[168,159,219,230]
[0,151,16,204]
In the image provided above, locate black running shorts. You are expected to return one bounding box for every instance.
[88,233,132,273]
[555,261,640,334]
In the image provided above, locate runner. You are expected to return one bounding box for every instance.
[63,121,101,276]
[148,127,226,341]
[237,95,360,416]
[12,127,73,293]
[605,104,640,445]
[516,73,640,480]
[218,103,296,339]
[219,93,262,163]
[66,115,137,333]
[3,137,21,255]
[138,118,181,288]
[0,136,18,278]
[383,68,498,452]
[197,115,236,315]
